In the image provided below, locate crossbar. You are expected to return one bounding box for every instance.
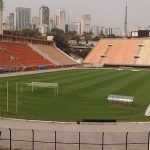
[22,82,59,95]
[32,82,58,88]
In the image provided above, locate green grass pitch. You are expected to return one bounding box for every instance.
[0,69,149,122]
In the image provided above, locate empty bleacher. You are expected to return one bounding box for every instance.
[0,50,19,66]
[32,44,77,65]
[84,40,114,64]
[0,34,79,73]
[84,39,145,66]
[101,39,142,65]
[0,42,54,67]
[136,40,150,65]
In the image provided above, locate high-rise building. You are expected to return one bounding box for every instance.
[67,22,81,34]
[4,13,15,31]
[72,22,81,35]
[99,26,121,37]
[0,0,3,34]
[16,7,31,30]
[53,15,58,28]
[58,8,66,32]
[92,25,99,36]
[3,16,9,30]
[81,15,91,34]
[49,18,54,31]
[104,26,112,36]
[32,16,39,30]
[39,24,49,35]
[39,6,49,26]
[112,27,122,36]
[68,24,75,32]
[9,13,15,30]
[39,6,49,34]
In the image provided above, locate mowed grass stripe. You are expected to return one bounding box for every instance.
[0,69,92,83]
[0,69,150,121]
[60,69,116,93]
[114,72,150,96]
[114,72,150,106]
[69,70,132,96]
[58,69,114,85]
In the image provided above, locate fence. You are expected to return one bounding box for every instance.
[0,128,149,150]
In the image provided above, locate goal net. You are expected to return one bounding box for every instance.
[21,82,58,95]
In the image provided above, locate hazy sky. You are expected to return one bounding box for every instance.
[3,0,150,31]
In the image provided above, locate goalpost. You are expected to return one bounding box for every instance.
[0,81,58,115]
[5,81,18,113]
[21,82,59,95]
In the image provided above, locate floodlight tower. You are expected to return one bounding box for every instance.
[0,0,3,34]
[124,1,128,37]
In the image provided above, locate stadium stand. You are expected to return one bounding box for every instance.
[101,39,142,65]
[136,40,150,65]
[83,39,148,67]
[31,44,77,66]
[0,42,54,68]
[0,34,78,73]
[0,46,23,72]
[0,49,20,66]
[84,40,114,64]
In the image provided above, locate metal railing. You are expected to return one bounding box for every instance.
[0,128,149,150]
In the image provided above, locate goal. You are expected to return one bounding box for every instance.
[21,82,59,95]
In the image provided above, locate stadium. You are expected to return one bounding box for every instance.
[0,34,150,149]
[0,35,150,121]
[0,1,150,150]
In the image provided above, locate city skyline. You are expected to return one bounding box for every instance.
[3,0,150,32]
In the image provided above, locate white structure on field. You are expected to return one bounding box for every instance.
[22,82,59,95]
[0,0,3,34]
[107,95,134,105]
[145,104,150,116]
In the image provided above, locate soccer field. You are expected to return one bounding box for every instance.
[0,69,149,121]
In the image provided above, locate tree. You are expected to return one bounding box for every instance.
[50,28,64,36]
[21,28,38,37]
[92,36,100,41]
[65,31,77,36]
[107,34,116,38]
[82,32,93,44]
[3,28,41,38]
[71,35,80,44]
